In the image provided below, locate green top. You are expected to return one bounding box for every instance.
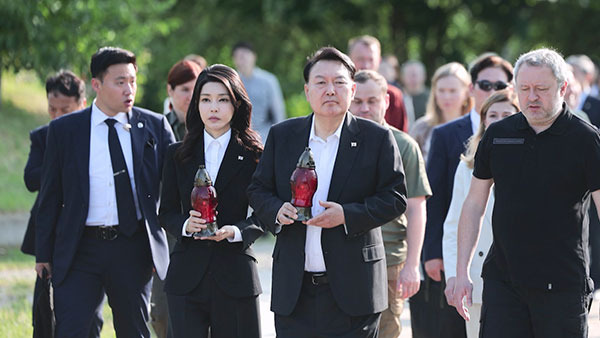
[166,110,186,142]
[382,126,432,265]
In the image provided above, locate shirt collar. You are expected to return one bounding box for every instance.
[91,100,130,127]
[309,113,345,143]
[166,110,181,127]
[204,128,231,151]
[516,102,570,135]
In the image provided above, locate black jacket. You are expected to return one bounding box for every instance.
[22,124,48,256]
[159,137,264,298]
[247,113,407,316]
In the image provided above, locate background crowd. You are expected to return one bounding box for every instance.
[19,35,600,338]
[4,2,600,337]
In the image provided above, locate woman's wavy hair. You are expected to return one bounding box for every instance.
[175,64,263,163]
[461,89,519,168]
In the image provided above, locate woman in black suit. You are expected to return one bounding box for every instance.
[159,64,264,338]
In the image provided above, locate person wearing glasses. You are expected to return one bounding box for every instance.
[409,62,474,163]
[410,54,513,338]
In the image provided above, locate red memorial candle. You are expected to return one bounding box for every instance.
[290,147,318,221]
[191,165,218,237]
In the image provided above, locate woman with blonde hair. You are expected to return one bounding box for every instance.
[442,89,519,338]
[409,62,474,162]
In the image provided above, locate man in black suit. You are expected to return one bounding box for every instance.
[248,47,407,337]
[23,70,87,264]
[35,47,175,337]
[23,70,106,337]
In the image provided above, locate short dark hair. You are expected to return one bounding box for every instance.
[354,70,387,94]
[232,41,255,55]
[45,70,86,102]
[469,53,513,83]
[90,47,137,80]
[303,47,356,83]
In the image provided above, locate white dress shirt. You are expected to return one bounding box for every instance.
[304,116,344,272]
[204,129,231,183]
[182,129,242,242]
[469,108,480,134]
[86,101,141,226]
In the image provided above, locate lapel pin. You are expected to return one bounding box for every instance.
[238,155,244,161]
[137,122,144,128]
[351,142,357,148]
[123,123,132,131]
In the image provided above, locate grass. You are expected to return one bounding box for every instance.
[0,71,48,212]
[0,246,152,338]
[0,246,35,338]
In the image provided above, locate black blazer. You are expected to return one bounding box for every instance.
[159,137,263,298]
[22,125,48,256]
[35,107,175,285]
[423,113,472,262]
[247,113,407,316]
[583,95,600,128]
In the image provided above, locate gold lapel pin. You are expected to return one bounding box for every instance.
[351,142,357,148]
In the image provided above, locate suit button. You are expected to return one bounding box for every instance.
[147,194,151,199]
[478,251,484,257]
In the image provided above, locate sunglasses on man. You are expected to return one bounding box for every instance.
[476,80,509,92]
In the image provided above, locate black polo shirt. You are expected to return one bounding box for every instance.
[473,104,600,291]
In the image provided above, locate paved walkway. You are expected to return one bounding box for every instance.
[2,214,600,337]
[253,236,600,338]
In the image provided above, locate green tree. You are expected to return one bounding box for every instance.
[0,0,176,105]
[138,0,599,115]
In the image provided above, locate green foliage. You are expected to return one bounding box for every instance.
[136,0,600,114]
[0,0,177,91]
[285,91,311,118]
[0,72,48,212]
[2,0,600,114]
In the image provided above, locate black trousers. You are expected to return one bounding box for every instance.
[167,273,260,338]
[34,275,105,338]
[53,228,153,338]
[409,272,467,338]
[588,203,600,290]
[479,279,593,338]
[275,273,381,338]
[151,233,176,338]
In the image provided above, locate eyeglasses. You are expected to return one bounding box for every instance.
[476,80,509,92]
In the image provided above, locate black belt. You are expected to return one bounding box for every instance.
[304,272,328,286]
[83,220,143,240]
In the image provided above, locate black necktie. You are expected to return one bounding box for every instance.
[105,118,138,236]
